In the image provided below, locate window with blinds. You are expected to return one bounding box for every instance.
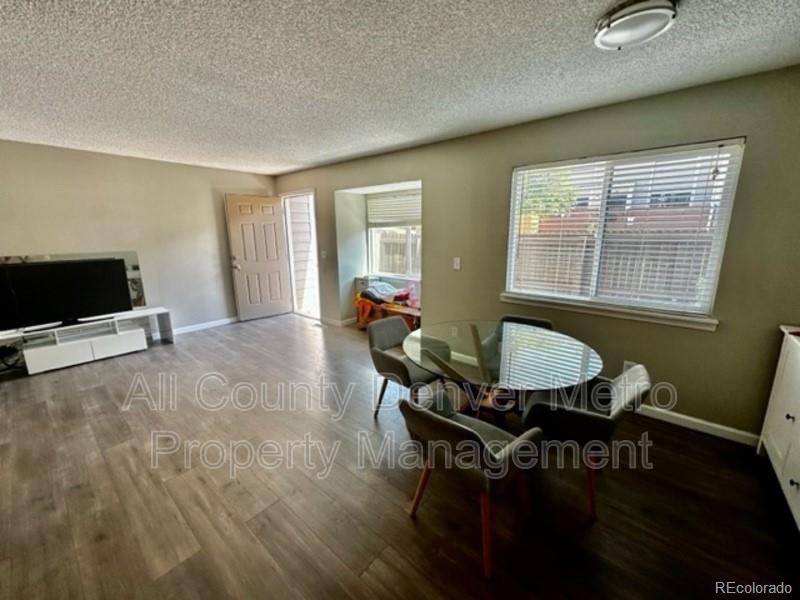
[505,139,744,315]
[366,190,422,278]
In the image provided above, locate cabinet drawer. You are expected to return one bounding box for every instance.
[24,341,94,374]
[91,329,147,359]
[781,444,800,529]
[764,337,800,463]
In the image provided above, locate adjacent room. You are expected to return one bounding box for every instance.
[0,1,798,598]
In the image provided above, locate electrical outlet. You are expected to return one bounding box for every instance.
[452,256,461,270]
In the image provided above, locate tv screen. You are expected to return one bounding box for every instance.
[0,259,133,331]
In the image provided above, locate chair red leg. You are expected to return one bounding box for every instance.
[409,462,432,517]
[585,455,598,521]
[480,491,492,578]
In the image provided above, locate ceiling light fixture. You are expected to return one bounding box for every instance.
[594,0,677,51]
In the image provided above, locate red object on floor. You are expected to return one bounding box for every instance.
[355,296,421,330]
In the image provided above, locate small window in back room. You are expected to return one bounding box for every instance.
[505,139,745,316]
[366,190,422,278]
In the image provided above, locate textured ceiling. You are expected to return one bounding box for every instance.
[0,1,799,175]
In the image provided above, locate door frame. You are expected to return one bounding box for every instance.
[281,188,322,321]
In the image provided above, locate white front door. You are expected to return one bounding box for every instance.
[283,192,321,320]
[224,194,292,321]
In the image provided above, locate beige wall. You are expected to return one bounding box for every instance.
[334,191,367,322]
[277,66,800,433]
[0,141,275,328]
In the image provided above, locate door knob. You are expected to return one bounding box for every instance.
[790,479,800,490]
[232,264,242,271]
[786,413,796,422]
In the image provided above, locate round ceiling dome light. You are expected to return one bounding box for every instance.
[594,0,677,51]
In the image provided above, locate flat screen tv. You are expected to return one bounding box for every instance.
[0,258,132,331]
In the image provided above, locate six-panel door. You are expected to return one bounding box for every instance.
[224,194,293,321]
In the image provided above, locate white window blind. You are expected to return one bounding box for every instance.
[366,191,422,226]
[366,190,422,278]
[505,139,744,316]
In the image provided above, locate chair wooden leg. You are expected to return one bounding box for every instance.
[409,462,432,517]
[374,378,389,419]
[480,491,492,578]
[586,456,598,521]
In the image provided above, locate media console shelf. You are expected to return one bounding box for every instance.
[0,306,173,375]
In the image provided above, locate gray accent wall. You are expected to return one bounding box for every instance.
[0,140,275,328]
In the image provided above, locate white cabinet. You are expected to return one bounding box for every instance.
[23,339,95,374]
[23,325,148,374]
[759,325,800,528]
[91,328,147,360]
[2,307,173,375]
[781,445,800,522]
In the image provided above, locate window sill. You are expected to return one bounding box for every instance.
[369,274,421,282]
[499,292,719,332]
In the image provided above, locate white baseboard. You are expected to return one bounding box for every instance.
[172,317,238,336]
[321,317,357,327]
[638,404,759,446]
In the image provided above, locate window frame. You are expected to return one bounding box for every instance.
[367,224,422,280]
[503,138,745,331]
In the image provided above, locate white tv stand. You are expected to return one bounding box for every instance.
[0,306,173,375]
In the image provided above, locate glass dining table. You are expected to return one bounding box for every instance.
[402,320,603,392]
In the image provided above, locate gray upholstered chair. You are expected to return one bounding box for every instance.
[522,363,651,519]
[367,316,439,418]
[499,314,554,330]
[399,392,543,578]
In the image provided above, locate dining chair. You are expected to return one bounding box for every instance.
[399,392,543,578]
[488,314,554,376]
[473,316,555,419]
[522,363,651,519]
[480,315,554,375]
[500,314,554,330]
[367,316,439,418]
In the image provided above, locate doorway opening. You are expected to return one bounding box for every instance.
[282,191,321,321]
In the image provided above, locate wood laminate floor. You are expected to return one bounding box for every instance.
[0,315,796,599]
